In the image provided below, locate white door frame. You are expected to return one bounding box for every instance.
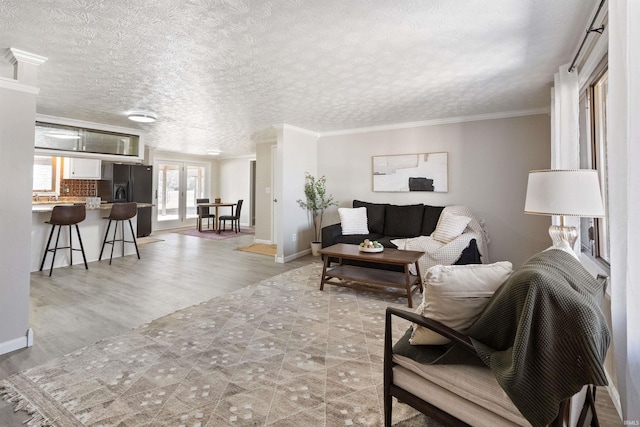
[154,159,210,230]
[270,145,277,244]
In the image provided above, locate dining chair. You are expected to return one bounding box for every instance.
[218,199,243,233]
[196,198,215,231]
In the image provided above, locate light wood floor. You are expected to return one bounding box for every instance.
[0,230,623,426]
[0,229,316,425]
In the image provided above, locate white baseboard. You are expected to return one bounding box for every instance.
[254,238,273,245]
[0,328,34,356]
[281,248,311,263]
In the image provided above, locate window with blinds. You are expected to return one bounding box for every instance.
[33,156,56,192]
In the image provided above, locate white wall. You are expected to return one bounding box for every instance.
[318,114,551,268]
[276,125,318,261]
[218,157,254,227]
[0,53,42,354]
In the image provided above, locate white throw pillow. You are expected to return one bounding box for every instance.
[431,211,471,243]
[338,207,370,235]
[410,261,513,345]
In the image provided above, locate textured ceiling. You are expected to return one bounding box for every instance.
[0,0,595,157]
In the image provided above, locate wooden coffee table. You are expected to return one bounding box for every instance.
[318,243,425,308]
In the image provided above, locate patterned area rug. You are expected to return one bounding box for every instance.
[176,228,254,240]
[0,264,439,426]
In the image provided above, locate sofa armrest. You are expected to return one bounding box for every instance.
[321,223,342,248]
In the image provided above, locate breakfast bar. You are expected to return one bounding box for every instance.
[31,202,152,272]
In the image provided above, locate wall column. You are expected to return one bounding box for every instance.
[608,0,640,421]
[0,48,46,355]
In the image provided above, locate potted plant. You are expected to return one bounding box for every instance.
[297,172,338,255]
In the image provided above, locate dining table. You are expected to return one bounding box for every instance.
[196,202,236,233]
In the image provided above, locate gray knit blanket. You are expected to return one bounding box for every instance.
[467,249,610,426]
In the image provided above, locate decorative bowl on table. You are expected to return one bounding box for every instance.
[359,239,384,253]
[359,246,384,253]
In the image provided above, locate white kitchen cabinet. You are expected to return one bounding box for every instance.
[63,158,102,179]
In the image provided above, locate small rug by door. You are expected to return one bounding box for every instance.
[176,228,254,240]
[236,243,277,256]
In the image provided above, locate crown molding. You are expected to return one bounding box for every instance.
[274,124,319,138]
[4,48,47,66]
[318,108,551,137]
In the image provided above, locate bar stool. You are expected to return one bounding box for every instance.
[39,205,88,276]
[99,202,140,265]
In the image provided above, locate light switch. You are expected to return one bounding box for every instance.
[265,187,271,193]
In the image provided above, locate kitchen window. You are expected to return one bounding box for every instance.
[33,156,57,192]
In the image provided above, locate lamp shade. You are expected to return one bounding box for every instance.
[524,169,605,217]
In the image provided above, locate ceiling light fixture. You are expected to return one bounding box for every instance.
[127,111,157,123]
[207,150,221,156]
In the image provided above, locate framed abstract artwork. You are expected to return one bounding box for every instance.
[372,152,448,192]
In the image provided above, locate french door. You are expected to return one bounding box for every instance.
[156,160,208,229]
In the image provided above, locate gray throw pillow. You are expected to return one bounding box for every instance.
[421,205,445,236]
[383,204,424,237]
[353,200,388,234]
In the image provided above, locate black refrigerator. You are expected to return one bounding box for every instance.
[101,163,153,237]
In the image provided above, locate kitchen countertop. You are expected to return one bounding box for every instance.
[32,202,153,213]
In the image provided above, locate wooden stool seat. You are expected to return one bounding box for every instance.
[99,202,140,265]
[39,205,88,276]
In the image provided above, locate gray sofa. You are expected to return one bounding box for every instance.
[321,200,486,269]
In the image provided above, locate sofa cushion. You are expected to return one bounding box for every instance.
[432,211,471,243]
[410,262,513,345]
[392,362,528,426]
[338,207,370,235]
[384,204,424,237]
[375,236,403,248]
[353,200,388,234]
[334,233,385,246]
[421,205,445,236]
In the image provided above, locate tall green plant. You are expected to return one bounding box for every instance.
[296,173,338,242]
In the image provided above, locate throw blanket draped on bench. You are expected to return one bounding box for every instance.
[467,249,610,427]
[392,249,610,426]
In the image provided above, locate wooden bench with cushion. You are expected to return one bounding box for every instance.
[384,249,610,427]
